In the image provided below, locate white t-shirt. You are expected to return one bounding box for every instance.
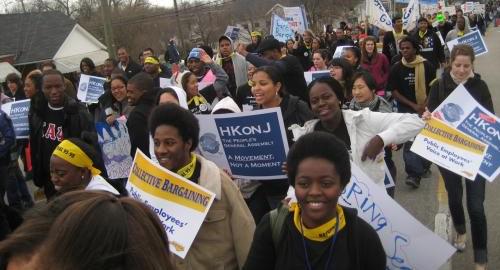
[85,175,120,195]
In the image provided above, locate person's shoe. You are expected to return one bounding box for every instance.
[405,176,420,188]
[474,263,487,270]
[454,233,466,252]
[422,168,432,178]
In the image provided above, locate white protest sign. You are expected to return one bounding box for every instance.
[1,99,30,139]
[282,6,308,34]
[411,117,487,180]
[403,0,420,31]
[159,77,172,88]
[432,85,499,181]
[447,30,488,57]
[367,0,394,32]
[303,71,330,85]
[288,162,456,269]
[224,26,241,41]
[196,108,289,180]
[77,74,106,103]
[127,149,216,258]
[96,118,134,180]
[333,46,353,58]
[443,6,456,15]
[271,14,295,43]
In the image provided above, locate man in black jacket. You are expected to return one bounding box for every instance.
[117,47,143,79]
[126,72,156,158]
[29,70,95,198]
[237,38,309,102]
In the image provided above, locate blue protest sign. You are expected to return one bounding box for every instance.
[197,108,289,180]
[271,14,295,43]
[1,100,30,139]
[447,30,488,57]
[432,85,499,181]
[78,74,106,103]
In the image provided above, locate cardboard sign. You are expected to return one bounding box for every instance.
[77,74,106,103]
[224,26,241,41]
[196,108,289,180]
[282,6,308,34]
[432,85,499,181]
[447,30,487,57]
[411,117,487,180]
[1,99,30,139]
[127,150,216,258]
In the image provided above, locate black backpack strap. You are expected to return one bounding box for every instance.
[270,203,289,250]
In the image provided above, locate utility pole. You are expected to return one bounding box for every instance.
[100,0,116,59]
[174,0,187,57]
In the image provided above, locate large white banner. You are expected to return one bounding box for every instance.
[403,0,420,31]
[367,0,394,32]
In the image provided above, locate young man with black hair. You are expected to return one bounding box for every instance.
[411,17,445,70]
[126,72,156,158]
[237,38,308,102]
[117,47,143,79]
[29,70,95,198]
[386,37,436,188]
[382,16,409,64]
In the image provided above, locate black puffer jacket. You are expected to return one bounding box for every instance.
[126,90,156,158]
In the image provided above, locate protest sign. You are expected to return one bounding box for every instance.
[411,117,487,180]
[196,108,289,180]
[403,0,420,31]
[271,14,295,42]
[432,85,499,181]
[366,0,394,32]
[383,163,395,188]
[96,118,133,179]
[77,74,106,103]
[447,30,488,57]
[288,162,456,269]
[303,71,330,85]
[282,6,308,34]
[127,150,216,258]
[1,99,30,139]
[443,6,456,15]
[159,77,172,88]
[333,46,353,58]
[224,26,240,41]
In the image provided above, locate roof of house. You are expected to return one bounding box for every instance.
[0,11,75,65]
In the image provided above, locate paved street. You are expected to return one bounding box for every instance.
[393,25,500,270]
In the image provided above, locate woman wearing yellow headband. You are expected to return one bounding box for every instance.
[49,135,119,195]
[244,132,386,270]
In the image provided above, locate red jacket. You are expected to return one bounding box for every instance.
[361,53,390,94]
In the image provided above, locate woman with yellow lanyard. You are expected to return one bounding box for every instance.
[49,136,119,195]
[244,132,386,270]
[149,103,255,270]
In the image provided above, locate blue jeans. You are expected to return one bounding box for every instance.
[403,141,431,178]
[439,166,487,263]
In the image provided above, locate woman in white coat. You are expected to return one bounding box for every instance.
[289,77,425,189]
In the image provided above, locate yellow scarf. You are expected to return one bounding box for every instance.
[52,140,101,176]
[419,30,427,39]
[216,53,234,65]
[402,55,427,105]
[177,154,197,179]
[292,203,346,242]
[188,95,208,106]
[457,31,464,37]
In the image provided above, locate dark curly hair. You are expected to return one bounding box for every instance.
[287,131,351,187]
[149,103,199,151]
